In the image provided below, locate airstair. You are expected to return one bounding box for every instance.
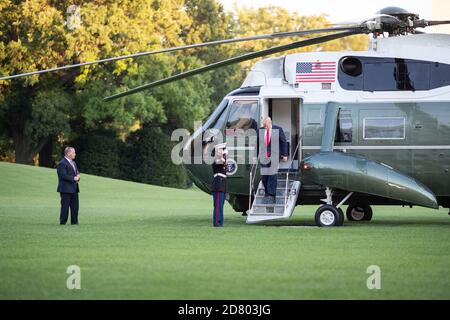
[246,171,301,224]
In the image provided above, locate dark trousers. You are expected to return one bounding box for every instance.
[60,192,79,225]
[262,174,277,197]
[212,191,225,227]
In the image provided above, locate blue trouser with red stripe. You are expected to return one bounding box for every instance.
[212,191,225,227]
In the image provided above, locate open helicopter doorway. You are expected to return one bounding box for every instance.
[268,98,301,171]
[247,97,302,223]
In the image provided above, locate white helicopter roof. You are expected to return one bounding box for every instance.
[241,33,450,95]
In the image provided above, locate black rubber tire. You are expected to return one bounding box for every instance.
[315,205,342,227]
[346,204,373,221]
[336,207,345,226]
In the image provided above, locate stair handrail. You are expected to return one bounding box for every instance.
[284,140,301,210]
[248,155,261,213]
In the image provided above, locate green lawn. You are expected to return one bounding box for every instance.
[0,161,449,299]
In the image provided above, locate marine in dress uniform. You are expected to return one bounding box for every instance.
[211,144,227,227]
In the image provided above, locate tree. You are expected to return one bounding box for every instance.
[0,0,369,179]
[121,125,190,188]
[0,0,72,163]
[72,129,121,178]
[0,81,73,164]
[0,0,211,163]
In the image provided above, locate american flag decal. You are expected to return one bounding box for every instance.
[296,61,336,83]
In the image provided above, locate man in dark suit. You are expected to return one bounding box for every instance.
[57,147,80,225]
[259,117,288,203]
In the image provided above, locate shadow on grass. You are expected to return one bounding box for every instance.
[358,218,450,227]
[44,212,450,229]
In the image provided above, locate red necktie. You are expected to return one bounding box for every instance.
[265,129,270,157]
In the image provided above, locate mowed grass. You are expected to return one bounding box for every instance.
[0,161,449,300]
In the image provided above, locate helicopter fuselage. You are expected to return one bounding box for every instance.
[184,33,450,213]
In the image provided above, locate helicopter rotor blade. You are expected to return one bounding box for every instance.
[0,26,361,81]
[414,20,450,28]
[104,30,363,101]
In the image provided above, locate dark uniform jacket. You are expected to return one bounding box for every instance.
[57,158,80,193]
[211,160,227,193]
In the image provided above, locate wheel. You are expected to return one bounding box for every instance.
[336,207,345,226]
[346,204,373,221]
[315,205,342,227]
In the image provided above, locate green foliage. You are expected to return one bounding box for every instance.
[27,86,73,142]
[0,133,14,161]
[0,0,370,182]
[0,82,73,163]
[72,130,121,178]
[121,126,190,188]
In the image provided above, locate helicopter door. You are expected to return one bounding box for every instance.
[270,98,300,171]
[224,99,259,191]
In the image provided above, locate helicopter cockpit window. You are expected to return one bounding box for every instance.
[225,100,259,135]
[209,103,229,131]
[202,99,229,143]
[335,110,352,143]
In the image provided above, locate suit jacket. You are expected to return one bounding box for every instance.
[57,158,80,193]
[258,124,289,160]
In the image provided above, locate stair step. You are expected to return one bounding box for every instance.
[256,189,292,196]
[251,206,286,214]
[277,179,295,184]
[277,172,297,176]
[253,203,287,208]
[254,196,287,205]
[276,182,296,189]
[248,180,302,223]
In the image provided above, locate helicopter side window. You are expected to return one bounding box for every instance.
[430,62,450,89]
[339,56,441,91]
[225,100,259,135]
[335,110,352,143]
[363,117,405,140]
[363,61,431,91]
[363,62,397,91]
[395,60,430,91]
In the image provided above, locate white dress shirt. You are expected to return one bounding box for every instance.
[65,157,77,174]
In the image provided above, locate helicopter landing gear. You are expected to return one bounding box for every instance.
[315,205,344,227]
[242,211,248,216]
[314,187,351,227]
[346,204,373,221]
